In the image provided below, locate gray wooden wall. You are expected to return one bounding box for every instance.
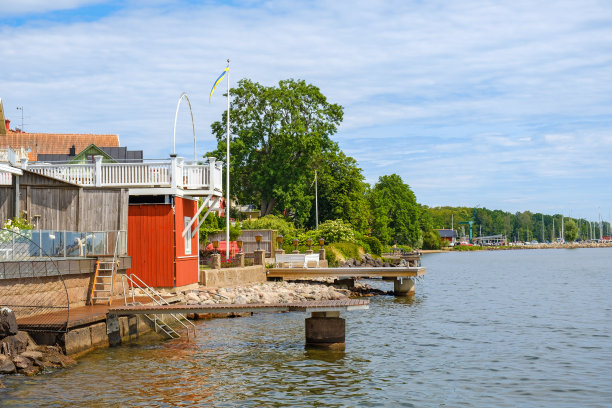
[0,172,128,233]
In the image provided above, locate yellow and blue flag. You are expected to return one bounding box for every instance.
[209,66,229,101]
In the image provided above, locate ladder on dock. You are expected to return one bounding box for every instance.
[120,273,196,340]
[89,232,121,305]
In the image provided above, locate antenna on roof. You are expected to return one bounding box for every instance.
[16,106,24,132]
[0,98,6,135]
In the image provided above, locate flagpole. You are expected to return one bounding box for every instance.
[315,170,318,230]
[226,59,231,260]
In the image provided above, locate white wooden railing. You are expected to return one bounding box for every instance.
[25,155,223,193]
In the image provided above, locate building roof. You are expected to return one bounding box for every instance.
[0,130,119,161]
[437,229,458,238]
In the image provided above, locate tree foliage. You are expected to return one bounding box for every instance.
[309,151,370,232]
[368,174,421,246]
[564,219,578,242]
[208,78,343,226]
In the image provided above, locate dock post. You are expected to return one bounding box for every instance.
[393,277,415,296]
[305,311,345,350]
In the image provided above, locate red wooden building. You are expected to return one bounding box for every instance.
[128,196,199,288]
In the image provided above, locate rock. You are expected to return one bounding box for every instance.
[0,354,16,374]
[12,355,32,369]
[0,307,18,338]
[20,350,43,361]
[185,292,200,302]
[234,295,247,304]
[20,365,41,376]
[0,331,31,356]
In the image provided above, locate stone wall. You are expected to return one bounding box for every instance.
[199,265,266,288]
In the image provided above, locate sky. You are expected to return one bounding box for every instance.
[1,0,611,222]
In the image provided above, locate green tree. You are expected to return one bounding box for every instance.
[369,174,421,247]
[422,230,441,250]
[564,218,578,242]
[310,151,370,232]
[208,78,343,226]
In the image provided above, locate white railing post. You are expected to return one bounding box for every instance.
[170,154,178,190]
[94,155,103,187]
[20,157,28,170]
[207,157,216,191]
[176,157,184,188]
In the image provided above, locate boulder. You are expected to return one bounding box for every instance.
[0,307,18,338]
[12,355,32,370]
[0,331,31,356]
[0,354,16,374]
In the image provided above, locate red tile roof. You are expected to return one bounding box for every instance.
[0,130,119,161]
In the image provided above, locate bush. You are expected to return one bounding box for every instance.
[242,214,297,241]
[422,230,441,250]
[317,219,356,243]
[363,236,383,256]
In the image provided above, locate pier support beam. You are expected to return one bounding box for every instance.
[305,311,345,350]
[393,277,415,296]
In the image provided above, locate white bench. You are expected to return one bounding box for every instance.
[275,253,320,268]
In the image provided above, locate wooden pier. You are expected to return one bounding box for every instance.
[266,266,426,296]
[108,299,369,349]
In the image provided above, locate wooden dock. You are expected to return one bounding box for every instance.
[266,266,426,280]
[108,298,369,316]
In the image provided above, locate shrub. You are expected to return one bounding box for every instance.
[422,230,441,250]
[242,214,297,241]
[317,219,356,243]
[363,236,383,256]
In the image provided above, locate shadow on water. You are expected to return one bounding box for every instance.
[304,348,346,363]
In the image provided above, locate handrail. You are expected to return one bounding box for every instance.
[120,273,196,338]
[26,157,223,191]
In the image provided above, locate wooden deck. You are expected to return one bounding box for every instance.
[266,266,426,280]
[16,296,179,331]
[108,299,370,316]
[17,298,369,332]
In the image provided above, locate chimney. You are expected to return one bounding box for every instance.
[4,119,9,131]
[69,145,76,156]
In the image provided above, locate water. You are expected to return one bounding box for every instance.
[2,248,611,407]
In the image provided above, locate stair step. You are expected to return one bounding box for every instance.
[93,297,110,300]
[93,289,111,292]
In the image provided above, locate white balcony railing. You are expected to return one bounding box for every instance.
[25,155,223,194]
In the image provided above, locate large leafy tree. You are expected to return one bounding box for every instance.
[369,174,421,246]
[208,78,343,226]
[308,151,370,232]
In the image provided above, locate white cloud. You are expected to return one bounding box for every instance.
[1,0,611,216]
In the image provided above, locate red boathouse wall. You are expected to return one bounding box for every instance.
[127,197,199,288]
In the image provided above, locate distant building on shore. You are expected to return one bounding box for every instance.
[436,229,457,244]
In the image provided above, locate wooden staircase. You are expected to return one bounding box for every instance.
[89,231,121,305]
[90,258,118,305]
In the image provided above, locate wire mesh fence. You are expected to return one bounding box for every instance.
[0,228,69,332]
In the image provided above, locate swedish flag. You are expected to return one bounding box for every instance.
[209,66,229,101]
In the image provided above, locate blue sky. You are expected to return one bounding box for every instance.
[1,0,611,221]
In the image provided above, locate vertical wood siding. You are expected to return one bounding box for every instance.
[128,204,174,287]
[173,197,198,287]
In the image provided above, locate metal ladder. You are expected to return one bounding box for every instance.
[90,231,121,305]
[121,273,196,340]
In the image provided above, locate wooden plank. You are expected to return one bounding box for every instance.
[267,267,426,279]
[108,299,370,315]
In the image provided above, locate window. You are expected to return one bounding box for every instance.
[184,217,192,255]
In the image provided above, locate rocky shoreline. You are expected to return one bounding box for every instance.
[0,308,76,387]
[179,279,391,306]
